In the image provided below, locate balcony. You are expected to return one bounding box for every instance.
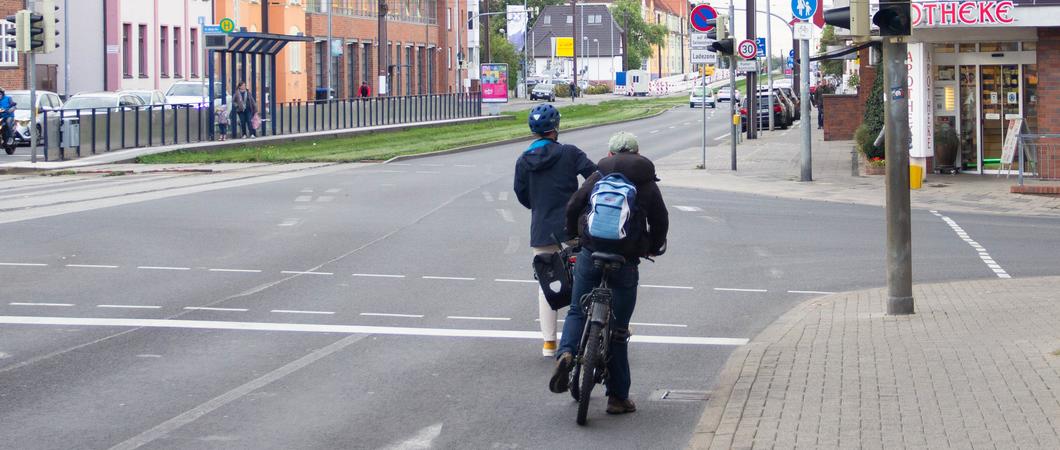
[306,0,437,25]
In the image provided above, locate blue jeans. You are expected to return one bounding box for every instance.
[558,247,639,400]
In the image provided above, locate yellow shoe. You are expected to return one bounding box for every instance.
[542,341,557,357]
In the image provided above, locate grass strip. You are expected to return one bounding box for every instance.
[138,96,685,164]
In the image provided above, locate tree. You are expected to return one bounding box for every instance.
[610,0,667,71]
[817,25,843,78]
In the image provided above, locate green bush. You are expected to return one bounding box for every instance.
[860,72,885,159]
[554,84,572,98]
[586,84,612,95]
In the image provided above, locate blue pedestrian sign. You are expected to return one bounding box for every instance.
[792,0,817,21]
[789,49,795,58]
[756,38,766,56]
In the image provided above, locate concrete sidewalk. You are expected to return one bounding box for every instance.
[654,113,1060,217]
[690,276,1060,449]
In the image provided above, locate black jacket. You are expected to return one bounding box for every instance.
[514,139,597,247]
[565,152,668,260]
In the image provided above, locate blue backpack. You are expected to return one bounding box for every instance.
[587,172,638,242]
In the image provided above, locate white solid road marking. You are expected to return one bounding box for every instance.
[294,195,313,202]
[422,276,476,281]
[0,262,48,267]
[271,309,335,315]
[278,219,301,227]
[713,134,727,141]
[361,312,425,318]
[380,423,443,450]
[325,188,341,193]
[495,279,537,284]
[183,307,249,312]
[714,287,769,293]
[629,322,688,328]
[353,273,406,278]
[932,211,1011,279]
[447,316,512,321]
[0,316,750,346]
[787,290,836,295]
[281,270,334,275]
[496,208,515,223]
[66,264,120,269]
[137,266,191,271]
[97,304,162,309]
[674,205,703,212]
[641,284,695,290]
[9,302,73,307]
[208,268,263,273]
[415,171,442,174]
[453,164,477,168]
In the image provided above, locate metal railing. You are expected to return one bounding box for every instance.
[1017,133,1060,185]
[39,93,481,162]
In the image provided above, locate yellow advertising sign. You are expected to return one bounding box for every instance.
[703,66,715,76]
[555,37,574,57]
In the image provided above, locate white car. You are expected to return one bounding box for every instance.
[716,87,742,105]
[120,89,167,106]
[7,90,63,146]
[689,86,716,108]
[165,81,229,107]
[62,92,146,112]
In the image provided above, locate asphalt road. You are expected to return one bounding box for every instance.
[1,106,1058,449]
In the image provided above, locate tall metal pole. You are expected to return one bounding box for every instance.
[29,51,38,163]
[745,0,756,139]
[63,0,68,98]
[327,0,333,97]
[884,34,914,315]
[483,0,489,63]
[378,0,388,95]
[728,2,736,165]
[454,0,461,93]
[571,0,577,103]
[799,34,811,181]
[701,69,706,169]
[765,0,773,131]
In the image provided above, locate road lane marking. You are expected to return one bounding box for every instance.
[380,423,443,450]
[294,195,313,202]
[447,316,511,321]
[713,134,727,141]
[325,188,341,193]
[932,211,1010,278]
[495,279,537,284]
[10,302,73,307]
[183,307,248,312]
[714,288,769,293]
[281,270,334,275]
[496,208,515,223]
[361,312,425,318]
[278,218,301,227]
[419,163,445,167]
[0,316,750,346]
[271,309,335,315]
[482,191,495,202]
[503,236,520,255]
[650,130,660,134]
[300,188,314,193]
[453,164,477,168]
[353,273,406,278]
[0,262,47,266]
[137,266,191,271]
[642,284,694,290]
[208,268,263,273]
[316,196,334,203]
[498,191,509,201]
[67,264,119,269]
[415,171,442,174]
[422,276,476,281]
[674,205,703,212]
[630,322,688,328]
[787,290,836,295]
[97,305,162,309]
[388,163,412,166]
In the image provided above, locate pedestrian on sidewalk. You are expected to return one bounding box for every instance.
[514,103,597,357]
[813,81,825,130]
[232,81,257,139]
[359,81,371,98]
[214,102,230,141]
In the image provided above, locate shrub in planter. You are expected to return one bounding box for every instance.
[860,72,885,160]
[586,84,612,95]
[554,83,572,98]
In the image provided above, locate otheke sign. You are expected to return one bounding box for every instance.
[911,1,1015,26]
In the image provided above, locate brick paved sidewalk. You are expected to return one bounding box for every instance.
[690,276,1060,449]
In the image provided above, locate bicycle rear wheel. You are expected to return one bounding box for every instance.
[577,321,604,426]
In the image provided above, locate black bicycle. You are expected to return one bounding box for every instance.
[568,251,626,426]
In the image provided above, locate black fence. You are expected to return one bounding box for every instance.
[39,93,482,161]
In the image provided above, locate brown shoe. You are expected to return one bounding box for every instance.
[549,352,573,393]
[606,395,636,414]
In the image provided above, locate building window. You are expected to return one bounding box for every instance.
[448,47,452,69]
[1022,41,1037,51]
[566,15,571,24]
[122,23,132,77]
[447,8,452,30]
[288,26,303,73]
[0,20,18,67]
[543,15,550,25]
[138,24,148,78]
[190,28,198,77]
[173,27,182,78]
[363,43,372,89]
[315,40,326,88]
[160,26,169,77]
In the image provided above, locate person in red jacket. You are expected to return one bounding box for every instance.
[359,81,371,98]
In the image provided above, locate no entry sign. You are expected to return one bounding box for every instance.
[690,4,718,33]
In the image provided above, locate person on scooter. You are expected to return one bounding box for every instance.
[548,131,669,415]
[0,89,16,146]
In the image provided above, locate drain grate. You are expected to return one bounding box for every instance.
[651,389,711,402]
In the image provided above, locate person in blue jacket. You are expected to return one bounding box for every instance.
[514,103,597,357]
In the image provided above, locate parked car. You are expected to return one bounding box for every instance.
[689,86,716,108]
[757,88,795,127]
[778,87,800,120]
[165,81,228,107]
[7,90,62,146]
[716,87,742,105]
[531,83,556,102]
[120,89,167,106]
[62,92,146,112]
[741,93,789,130]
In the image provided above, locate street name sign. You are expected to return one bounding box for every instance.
[203,25,223,34]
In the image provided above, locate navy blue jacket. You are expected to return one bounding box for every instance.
[514,139,597,247]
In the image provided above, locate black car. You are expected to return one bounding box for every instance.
[530,83,556,102]
[740,94,789,130]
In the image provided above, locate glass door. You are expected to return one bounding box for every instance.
[979,65,1020,171]
[958,66,978,171]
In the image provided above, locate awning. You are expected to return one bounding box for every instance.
[221,32,313,55]
[811,41,879,62]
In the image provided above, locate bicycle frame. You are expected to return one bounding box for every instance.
[575,262,618,382]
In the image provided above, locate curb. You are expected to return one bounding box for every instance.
[386,106,677,164]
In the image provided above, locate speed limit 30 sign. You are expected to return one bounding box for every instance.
[737,39,758,60]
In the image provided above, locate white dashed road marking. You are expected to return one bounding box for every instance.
[353,273,406,278]
[208,268,263,273]
[674,205,703,212]
[422,276,476,281]
[294,195,313,202]
[496,208,515,223]
[67,264,119,269]
[641,284,694,290]
[498,191,509,201]
[10,302,73,307]
[713,134,727,141]
[361,312,425,318]
[184,307,249,312]
[714,287,769,293]
[278,218,301,227]
[447,316,511,321]
[650,130,660,134]
[482,191,495,202]
[415,171,442,174]
[97,304,162,309]
[630,322,688,328]
[453,164,477,168]
[316,196,334,203]
[495,279,537,284]
[0,262,47,267]
[271,309,335,315]
[931,210,1011,278]
[281,271,334,275]
[325,188,341,193]
[138,266,191,271]
[787,290,836,295]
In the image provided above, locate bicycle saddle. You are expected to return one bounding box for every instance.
[590,252,626,265]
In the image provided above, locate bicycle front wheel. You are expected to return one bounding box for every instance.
[577,321,604,426]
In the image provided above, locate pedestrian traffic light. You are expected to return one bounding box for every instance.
[873,0,911,37]
[26,11,44,52]
[41,0,60,52]
[3,10,30,53]
[823,0,869,40]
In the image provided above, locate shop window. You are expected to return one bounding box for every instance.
[958,43,977,53]
[936,65,955,82]
[1024,64,1038,134]
[979,42,1018,52]
[1021,42,1037,51]
[933,43,954,53]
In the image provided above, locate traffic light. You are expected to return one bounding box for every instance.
[704,14,728,41]
[711,39,734,55]
[823,0,869,40]
[27,11,43,52]
[873,0,911,37]
[42,0,60,52]
[3,11,30,53]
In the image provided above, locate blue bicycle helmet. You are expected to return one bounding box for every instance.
[528,103,561,135]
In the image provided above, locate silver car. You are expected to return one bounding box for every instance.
[8,90,63,145]
[120,89,167,106]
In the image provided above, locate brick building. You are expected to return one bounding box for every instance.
[0,0,26,90]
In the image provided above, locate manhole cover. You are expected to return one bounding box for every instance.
[650,389,711,401]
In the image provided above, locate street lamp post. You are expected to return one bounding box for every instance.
[593,38,599,82]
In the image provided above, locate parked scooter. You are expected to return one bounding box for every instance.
[1,101,15,155]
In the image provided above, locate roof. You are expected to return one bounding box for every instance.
[528,5,624,58]
[221,32,314,55]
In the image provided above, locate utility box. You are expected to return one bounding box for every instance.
[60,118,80,148]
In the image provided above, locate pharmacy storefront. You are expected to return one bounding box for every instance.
[905,0,1059,174]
